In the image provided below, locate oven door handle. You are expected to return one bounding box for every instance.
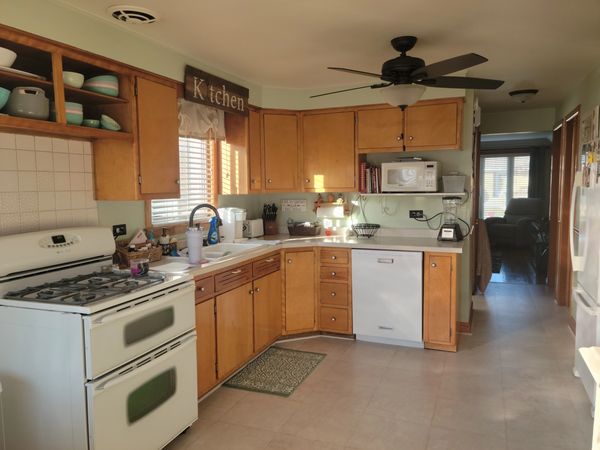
[91,283,194,325]
[91,333,196,394]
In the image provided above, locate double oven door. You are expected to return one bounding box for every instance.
[83,280,198,449]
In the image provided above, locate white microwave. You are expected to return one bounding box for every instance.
[381,161,440,192]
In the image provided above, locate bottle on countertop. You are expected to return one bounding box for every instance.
[207,217,219,245]
[159,227,171,256]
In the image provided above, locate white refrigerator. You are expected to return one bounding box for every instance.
[572,170,600,406]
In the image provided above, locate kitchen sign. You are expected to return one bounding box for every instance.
[184,65,249,116]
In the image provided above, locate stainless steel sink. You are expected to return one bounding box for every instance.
[164,242,267,265]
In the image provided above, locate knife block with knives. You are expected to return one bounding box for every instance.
[262,203,278,235]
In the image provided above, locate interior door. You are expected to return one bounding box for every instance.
[547,124,563,289]
[471,126,481,294]
[136,77,180,197]
[302,111,355,191]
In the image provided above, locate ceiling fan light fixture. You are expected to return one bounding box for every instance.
[380,84,425,109]
[509,89,538,103]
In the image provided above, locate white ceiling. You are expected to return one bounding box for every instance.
[57,0,600,111]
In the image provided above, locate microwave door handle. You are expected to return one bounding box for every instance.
[91,283,194,325]
[90,333,196,395]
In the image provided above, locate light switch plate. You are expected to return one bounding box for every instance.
[281,199,307,212]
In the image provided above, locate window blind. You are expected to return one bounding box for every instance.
[480,154,531,218]
[150,137,215,225]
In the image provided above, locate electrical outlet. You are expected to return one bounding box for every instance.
[409,210,424,219]
[112,224,127,237]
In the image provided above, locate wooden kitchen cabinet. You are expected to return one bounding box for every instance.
[195,298,217,397]
[248,108,263,192]
[220,112,249,195]
[94,76,180,200]
[357,107,404,151]
[216,282,254,378]
[302,111,356,191]
[283,249,317,333]
[262,111,299,191]
[404,99,463,151]
[423,252,460,352]
[253,270,282,351]
[318,248,352,334]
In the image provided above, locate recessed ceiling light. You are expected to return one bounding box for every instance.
[107,5,159,24]
[509,89,539,103]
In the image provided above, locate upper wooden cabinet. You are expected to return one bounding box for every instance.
[357,107,404,151]
[248,108,263,192]
[262,111,299,192]
[302,111,356,192]
[221,112,249,195]
[404,99,463,151]
[93,77,180,200]
[356,98,463,153]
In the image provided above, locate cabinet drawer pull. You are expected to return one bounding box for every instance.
[197,286,205,292]
[408,135,414,141]
[431,263,437,268]
[287,259,292,264]
[330,316,336,322]
[330,292,336,297]
[267,178,273,183]
[331,272,336,277]
[265,258,275,262]
[231,269,242,274]
[255,287,261,293]
[305,178,310,183]
[331,255,337,260]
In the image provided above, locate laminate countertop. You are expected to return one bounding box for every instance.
[150,233,465,278]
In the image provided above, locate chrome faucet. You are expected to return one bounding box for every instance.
[188,203,222,243]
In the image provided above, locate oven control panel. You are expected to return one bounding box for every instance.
[39,234,81,249]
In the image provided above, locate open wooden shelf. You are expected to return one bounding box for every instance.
[0,114,132,140]
[64,85,127,105]
[359,192,466,197]
[0,70,52,92]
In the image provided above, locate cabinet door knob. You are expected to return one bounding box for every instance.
[330,316,337,322]
[331,271,336,277]
[331,255,337,260]
[249,289,254,295]
[431,263,437,268]
[175,179,180,185]
[267,178,273,183]
[330,291,336,297]
[255,287,261,293]
[396,136,402,141]
[287,259,292,264]
[305,178,310,183]
[408,135,414,141]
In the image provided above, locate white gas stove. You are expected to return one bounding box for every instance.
[0,227,198,450]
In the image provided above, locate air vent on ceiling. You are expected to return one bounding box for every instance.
[107,5,159,24]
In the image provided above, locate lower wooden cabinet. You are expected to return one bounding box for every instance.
[318,247,353,334]
[195,299,217,398]
[423,252,460,352]
[253,270,282,351]
[284,249,316,333]
[216,282,254,378]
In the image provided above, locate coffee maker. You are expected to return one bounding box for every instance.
[217,207,247,243]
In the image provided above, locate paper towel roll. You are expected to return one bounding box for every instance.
[186,228,204,264]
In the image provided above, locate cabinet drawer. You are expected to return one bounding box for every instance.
[320,248,349,265]
[215,264,252,293]
[319,307,349,333]
[320,266,349,282]
[319,282,348,307]
[194,275,215,302]
[253,252,281,278]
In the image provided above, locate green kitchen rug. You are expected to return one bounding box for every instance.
[224,346,325,397]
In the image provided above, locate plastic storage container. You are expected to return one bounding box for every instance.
[442,174,466,193]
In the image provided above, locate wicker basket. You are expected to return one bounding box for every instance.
[288,223,321,236]
[352,223,380,238]
[116,242,162,268]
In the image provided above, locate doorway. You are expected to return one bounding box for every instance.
[478,133,553,285]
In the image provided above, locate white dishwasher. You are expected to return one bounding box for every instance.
[352,249,423,347]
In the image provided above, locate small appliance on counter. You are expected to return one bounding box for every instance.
[243,218,264,238]
[218,207,247,242]
[437,196,464,241]
[381,160,440,192]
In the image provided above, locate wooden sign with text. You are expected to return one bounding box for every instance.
[184,65,249,116]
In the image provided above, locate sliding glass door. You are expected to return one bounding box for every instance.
[480,154,531,218]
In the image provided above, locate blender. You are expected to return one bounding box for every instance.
[437,196,464,241]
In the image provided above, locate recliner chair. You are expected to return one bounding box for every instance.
[484,198,543,248]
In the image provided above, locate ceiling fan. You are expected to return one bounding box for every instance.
[312,36,504,109]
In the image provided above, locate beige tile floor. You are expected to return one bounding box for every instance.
[166,283,593,450]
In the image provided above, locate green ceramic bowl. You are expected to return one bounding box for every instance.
[62,71,84,89]
[82,118,100,128]
[0,87,9,110]
[83,75,119,97]
[64,101,83,125]
[100,114,121,131]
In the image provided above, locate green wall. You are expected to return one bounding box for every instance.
[480,107,556,134]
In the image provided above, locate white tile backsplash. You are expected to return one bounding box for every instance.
[0,133,97,235]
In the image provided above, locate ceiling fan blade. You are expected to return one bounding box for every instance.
[416,76,504,90]
[328,67,383,79]
[411,53,488,79]
[310,83,390,99]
